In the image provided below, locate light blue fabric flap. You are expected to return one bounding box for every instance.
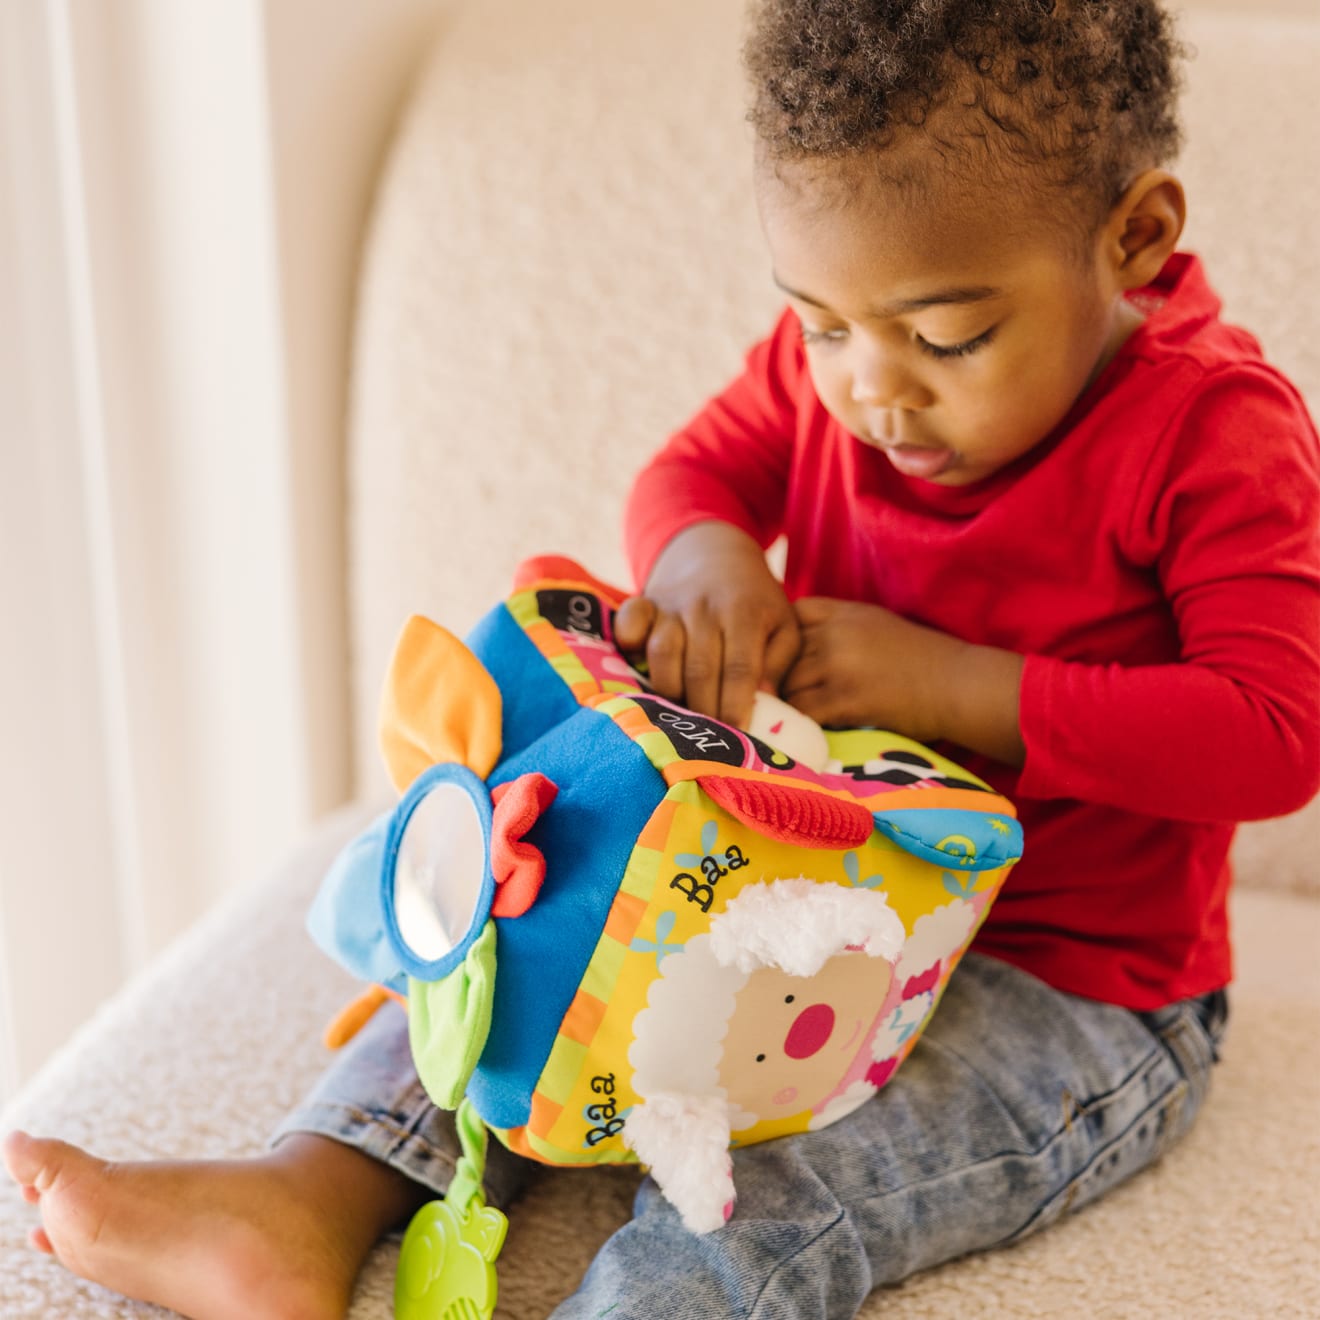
[871,807,1023,871]
[306,811,407,994]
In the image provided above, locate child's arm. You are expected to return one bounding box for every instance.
[1006,377,1320,824]
[777,384,1320,812]
[622,312,806,726]
[783,374,1317,818]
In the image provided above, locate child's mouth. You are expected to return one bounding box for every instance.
[881,443,955,480]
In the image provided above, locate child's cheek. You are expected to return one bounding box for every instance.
[803,357,860,435]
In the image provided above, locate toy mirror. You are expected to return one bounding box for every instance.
[382,764,495,980]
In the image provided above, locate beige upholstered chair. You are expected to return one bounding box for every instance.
[3,3,1317,1315]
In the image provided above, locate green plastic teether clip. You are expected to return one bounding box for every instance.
[396,1098,508,1320]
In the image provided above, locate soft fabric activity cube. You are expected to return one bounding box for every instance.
[309,557,1023,1234]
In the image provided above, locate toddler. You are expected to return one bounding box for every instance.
[6,1,1319,1317]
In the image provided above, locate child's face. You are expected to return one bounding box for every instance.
[755,156,1144,486]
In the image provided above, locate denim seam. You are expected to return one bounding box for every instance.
[920,1033,1170,1157]
[996,1069,1190,1247]
[1157,1014,1213,1083]
[272,1099,460,1195]
[746,1208,853,1320]
[835,1042,1173,1239]
[351,1102,453,1152]
[1070,1047,1169,1122]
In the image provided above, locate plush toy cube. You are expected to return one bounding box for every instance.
[309,558,1023,1232]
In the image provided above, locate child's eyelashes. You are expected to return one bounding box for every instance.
[917,327,998,359]
[798,323,998,359]
[799,325,849,347]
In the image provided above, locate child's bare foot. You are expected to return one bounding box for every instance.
[2,1129,430,1320]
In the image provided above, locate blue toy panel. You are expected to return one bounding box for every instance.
[471,704,667,1130]
[465,604,582,764]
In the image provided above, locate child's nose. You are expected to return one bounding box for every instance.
[784,1003,836,1059]
[850,349,931,411]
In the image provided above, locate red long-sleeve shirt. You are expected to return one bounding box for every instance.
[626,254,1320,1009]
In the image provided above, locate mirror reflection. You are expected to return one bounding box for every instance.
[393,780,490,965]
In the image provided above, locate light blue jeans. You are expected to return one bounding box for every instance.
[274,953,1227,1318]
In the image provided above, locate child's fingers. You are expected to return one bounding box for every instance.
[719,615,794,728]
[716,635,763,730]
[760,614,804,694]
[792,595,830,626]
[644,612,688,705]
[783,681,830,727]
[613,595,657,653]
[779,642,825,711]
[681,614,725,719]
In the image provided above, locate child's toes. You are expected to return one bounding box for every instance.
[2,1130,44,1188]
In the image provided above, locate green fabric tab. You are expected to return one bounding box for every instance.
[408,920,497,1110]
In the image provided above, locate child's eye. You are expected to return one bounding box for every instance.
[799,325,849,347]
[917,327,997,359]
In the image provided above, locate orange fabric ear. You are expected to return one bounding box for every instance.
[378,615,504,792]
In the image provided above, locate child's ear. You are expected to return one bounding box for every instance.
[1102,170,1186,290]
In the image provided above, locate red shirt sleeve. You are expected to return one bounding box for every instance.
[1018,366,1320,822]
[625,309,805,588]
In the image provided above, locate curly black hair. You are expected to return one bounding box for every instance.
[745,0,1186,223]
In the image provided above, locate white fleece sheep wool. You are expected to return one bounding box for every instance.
[708,878,906,977]
[627,934,749,1103]
[622,1092,737,1234]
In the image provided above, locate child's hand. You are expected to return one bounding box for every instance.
[782,597,1027,766]
[781,598,953,738]
[614,522,800,728]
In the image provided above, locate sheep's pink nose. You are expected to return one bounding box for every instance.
[784,1003,835,1059]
